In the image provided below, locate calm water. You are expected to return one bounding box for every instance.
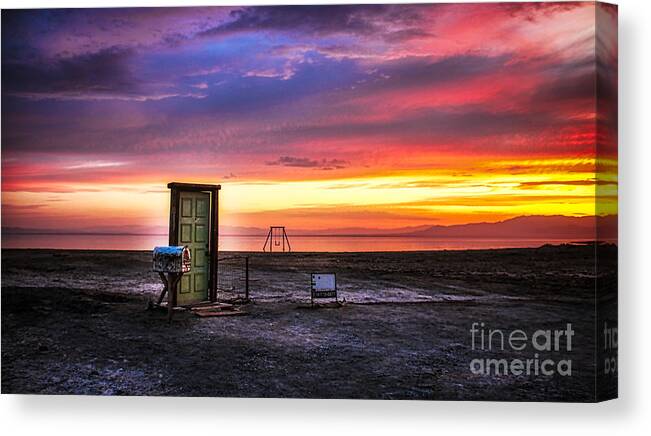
[1,233,577,252]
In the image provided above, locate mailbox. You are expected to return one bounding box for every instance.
[153,246,191,273]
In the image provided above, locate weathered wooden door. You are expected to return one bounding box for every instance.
[177,191,210,305]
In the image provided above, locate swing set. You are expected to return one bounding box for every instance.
[263,226,292,253]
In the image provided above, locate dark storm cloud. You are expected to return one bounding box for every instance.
[596,72,617,154]
[597,59,617,105]
[1,10,66,61]
[198,4,428,40]
[530,70,596,104]
[266,156,349,170]
[372,54,511,90]
[2,46,138,98]
[500,1,584,20]
[272,106,562,146]
[595,4,618,155]
[382,28,434,43]
[284,53,511,110]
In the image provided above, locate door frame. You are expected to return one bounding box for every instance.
[168,182,221,305]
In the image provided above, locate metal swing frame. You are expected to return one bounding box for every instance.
[263,226,292,253]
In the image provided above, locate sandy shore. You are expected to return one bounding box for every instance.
[1,245,616,400]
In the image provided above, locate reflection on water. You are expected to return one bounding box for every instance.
[1,233,580,252]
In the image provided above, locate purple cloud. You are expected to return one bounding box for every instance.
[266,156,349,170]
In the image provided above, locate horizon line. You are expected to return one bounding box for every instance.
[0,213,617,237]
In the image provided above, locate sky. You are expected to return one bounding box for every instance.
[1,2,618,234]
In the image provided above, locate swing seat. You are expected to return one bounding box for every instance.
[263,226,291,253]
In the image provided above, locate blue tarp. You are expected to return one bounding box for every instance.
[153,246,185,255]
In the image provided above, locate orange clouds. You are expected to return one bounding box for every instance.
[1,3,617,235]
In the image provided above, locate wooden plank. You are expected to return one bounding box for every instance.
[191,303,234,311]
[168,188,180,246]
[156,272,168,305]
[165,272,183,322]
[191,301,222,308]
[211,189,219,302]
[167,182,222,191]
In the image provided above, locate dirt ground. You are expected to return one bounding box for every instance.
[1,245,616,400]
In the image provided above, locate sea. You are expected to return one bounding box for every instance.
[1,233,582,252]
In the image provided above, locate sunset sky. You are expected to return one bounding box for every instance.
[2,2,617,234]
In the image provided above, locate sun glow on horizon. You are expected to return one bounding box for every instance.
[2,156,617,232]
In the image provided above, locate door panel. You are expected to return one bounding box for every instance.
[196,197,208,217]
[181,198,193,217]
[195,224,207,242]
[194,248,206,268]
[180,275,192,294]
[180,224,192,243]
[177,191,211,305]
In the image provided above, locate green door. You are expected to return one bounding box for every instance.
[177,191,210,305]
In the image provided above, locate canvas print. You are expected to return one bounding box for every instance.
[1,2,618,401]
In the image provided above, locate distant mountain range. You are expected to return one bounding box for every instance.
[2,215,617,240]
[214,215,617,240]
[402,215,617,240]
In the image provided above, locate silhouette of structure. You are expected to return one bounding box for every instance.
[263,226,291,253]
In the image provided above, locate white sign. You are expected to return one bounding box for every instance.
[311,273,336,291]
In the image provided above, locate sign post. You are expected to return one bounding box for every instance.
[310,273,338,306]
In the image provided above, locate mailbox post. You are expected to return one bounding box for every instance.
[153,246,192,322]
